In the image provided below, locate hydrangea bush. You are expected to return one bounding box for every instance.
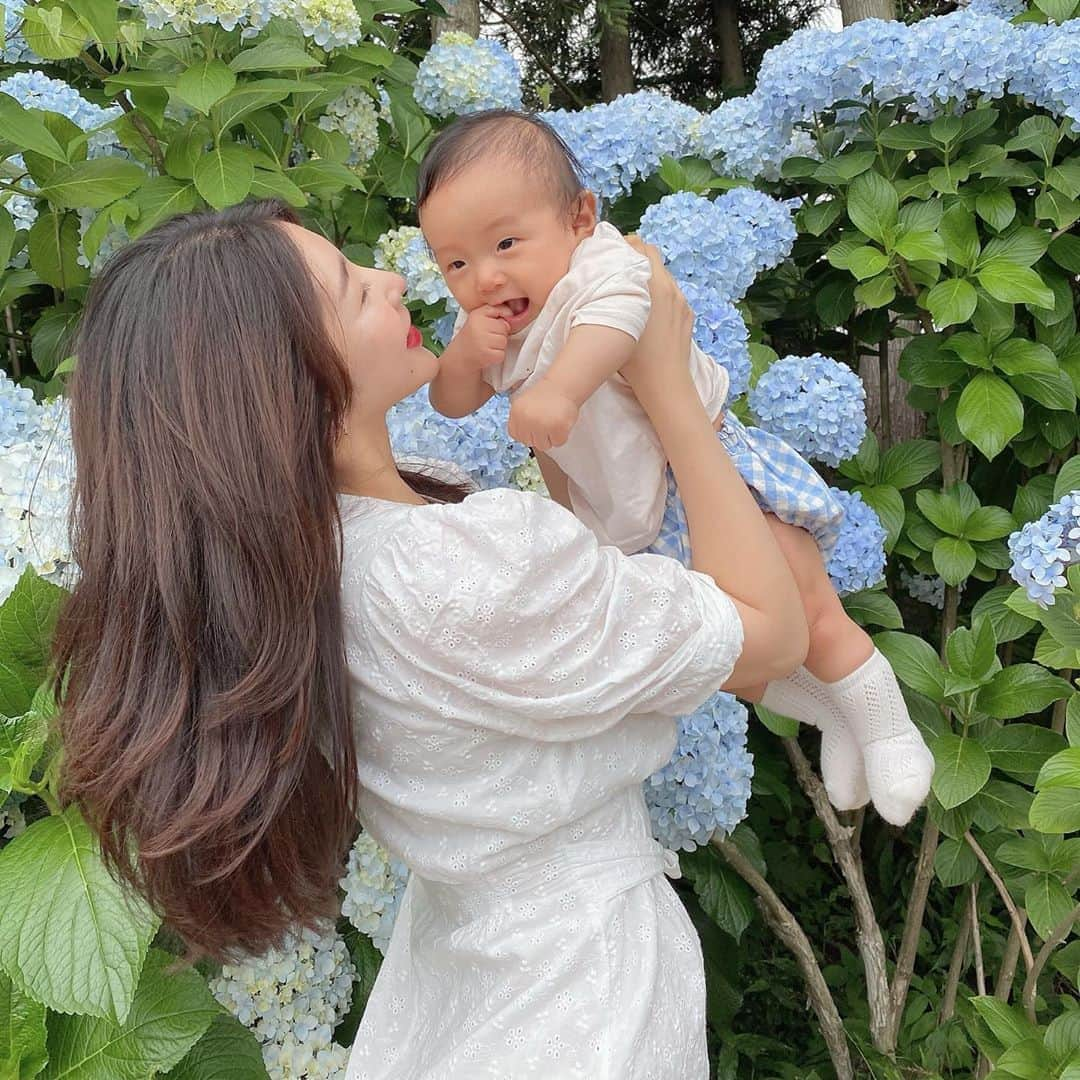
[2,5,1080,1079]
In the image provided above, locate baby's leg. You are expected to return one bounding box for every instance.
[759,519,934,826]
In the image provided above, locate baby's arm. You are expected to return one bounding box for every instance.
[507,324,635,451]
[429,304,510,418]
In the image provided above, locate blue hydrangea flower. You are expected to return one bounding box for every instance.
[825,488,887,595]
[749,353,866,467]
[0,371,38,447]
[1010,21,1080,134]
[317,87,380,168]
[645,692,753,852]
[413,32,522,118]
[0,71,122,158]
[3,0,38,64]
[545,91,702,202]
[1008,493,1080,607]
[963,0,1026,19]
[679,281,752,396]
[129,0,362,46]
[388,389,529,490]
[374,226,454,307]
[339,831,409,955]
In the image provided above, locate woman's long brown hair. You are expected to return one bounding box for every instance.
[51,199,385,962]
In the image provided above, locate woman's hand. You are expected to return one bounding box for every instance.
[620,237,700,419]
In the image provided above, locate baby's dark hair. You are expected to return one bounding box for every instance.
[417,109,587,215]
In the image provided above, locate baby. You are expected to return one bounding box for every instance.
[417,109,934,826]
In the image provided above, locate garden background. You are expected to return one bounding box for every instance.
[1,0,1080,1076]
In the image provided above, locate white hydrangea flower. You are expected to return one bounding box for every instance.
[373,226,454,307]
[1,801,27,840]
[317,87,380,168]
[210,922,355,1078]
[339,830,408,955]
[508,457,548,495]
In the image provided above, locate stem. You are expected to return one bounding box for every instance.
[79,51,167,173]
[894,256,936,335]
[479,1,587,108]
[1021,901,1080,1023]
[711,835,854,1080]
[963,831,1035,973]
[994,909,1027,1001]
[4,306,21,379]
[1051,671,1072,735]
[781,738,892,1054]
[970,883,986,996]
[939,897,973,1023]
[877,338,893,449]
[885,819,940,1047]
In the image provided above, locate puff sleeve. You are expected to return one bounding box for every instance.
[354,488,742,741]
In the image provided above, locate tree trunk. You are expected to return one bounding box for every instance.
[839,0,896,22]
[598,14,634,101]
[432,0,480,39]
[713,0,746,91]
[859,325,926,447]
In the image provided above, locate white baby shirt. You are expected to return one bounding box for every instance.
[456,221,730,554]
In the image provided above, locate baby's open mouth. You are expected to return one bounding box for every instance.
[506,298,529,317]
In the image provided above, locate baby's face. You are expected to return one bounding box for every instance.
[420,159,595,335]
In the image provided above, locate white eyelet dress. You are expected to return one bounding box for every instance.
[338,486,744,1080]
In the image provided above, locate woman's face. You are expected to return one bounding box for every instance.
[282,223,438,416]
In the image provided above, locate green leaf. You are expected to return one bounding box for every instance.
[976,187,1017,232]
[899,333,966,387]
[984,723,1067,782]
[855,484,904,551]
[37,158,145,210]
[0,94,67,162]
[1005,115,1060,164]
[210,81,301,137]
[977,664,1073,720]
[846,245,890,280]
[1040,595,1080,650]
[995,835,1056,872]
[193,146,254,211]
[229,40,323,71]
[978,260,1055,309]
[1010,368,1076,412]
[874,631,947,702]
[1049,232,1080,273]
[288,159,365,197]
[877,440,940,489]
[933,837,980,886]
[1034,0,1079,19]
[957,372,1024,460]
[971,780,1033,831]
[1046,156,1080,199]
[916,487,969,536]
[812,150,877,185]
[995,1037,1056,1079]
[1045,1011,1080,1065]
[894,228,946,264]
[846,171,898,245]
[940,203,980,270]
[1036,747,1080,791]
[160,1010,268,1080]
[964,506,1017,542]
[754,703,799,738]
[27,209,88,292]
[0,806,159,1023]
[1036,189,1080,231]
[41,949,217,1080]
[1025,875,1074,941]
[972,584,1037,643]
[899,199,944,232]
[933,536,976,585]
[981,227,1051,269]
[1067,693,1080,747]
[878,124,937,150]
[853,272,896,309]
[0,968,48,1080]
[928,160,971,195]
[799,199,843,237]
[930,734,992,809]
[19,2,87,59]
[841,589,903,630]
[926,278,977,328]
[971,996,1040,1051]
[176,59,236,115]
[248,168,308,208]
[0,567,66,719]
[129,177,198,239]
[681,847,755,942]
[1030,786,1080,833]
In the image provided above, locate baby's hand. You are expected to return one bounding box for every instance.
[453,304,513,373]
[508,382,580,451]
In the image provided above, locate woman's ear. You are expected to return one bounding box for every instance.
[570,190,597,237]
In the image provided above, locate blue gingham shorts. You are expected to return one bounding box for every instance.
[645,412,845,567]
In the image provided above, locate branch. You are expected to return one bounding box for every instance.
[993,909,1028,1001]
[970,883,986,996]
[479,1,587,108]
[711,835,854,1080]
[885,819,940,1048]
[79,50,167,174]
[939,896,972,1023]
[963,831,1035,973]
[1021,901,1080,1023]
[893,256,936,336]
[781,737,892,1054]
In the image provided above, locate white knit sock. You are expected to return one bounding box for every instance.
[760,668,869,812]
[824,648,935,826]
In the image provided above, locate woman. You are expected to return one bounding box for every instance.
[53,199,807,1078]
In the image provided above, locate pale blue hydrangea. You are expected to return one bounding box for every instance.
[695,94,791,182]
[339,830,408,956]
[388,389,529,490]
[317,87,380,167]
[1008,493,1080,607]
[1010,21,1080,133]
[749,354,866,467]
[413,32,522,119]
[374,225,453,307]
[432,310,457,347]
[3,193,37,243]
[0,396,76,604]
[261,1035,350,1080]
[0,371,38,447]
[645,692,753,852]
[76,208,131,274]
[825,488,887,595]
[899,568,947,609]
[209,922,355,1078]
[545,91,702,202]
[714,187,800,274]
[1,797,27,840]
[294,0,363,48]
[963,0,1026,19]
[0,71,121,158]
[3,0,38,64]
[679,281,752,396]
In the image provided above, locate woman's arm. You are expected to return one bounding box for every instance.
[621,238,808,688]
